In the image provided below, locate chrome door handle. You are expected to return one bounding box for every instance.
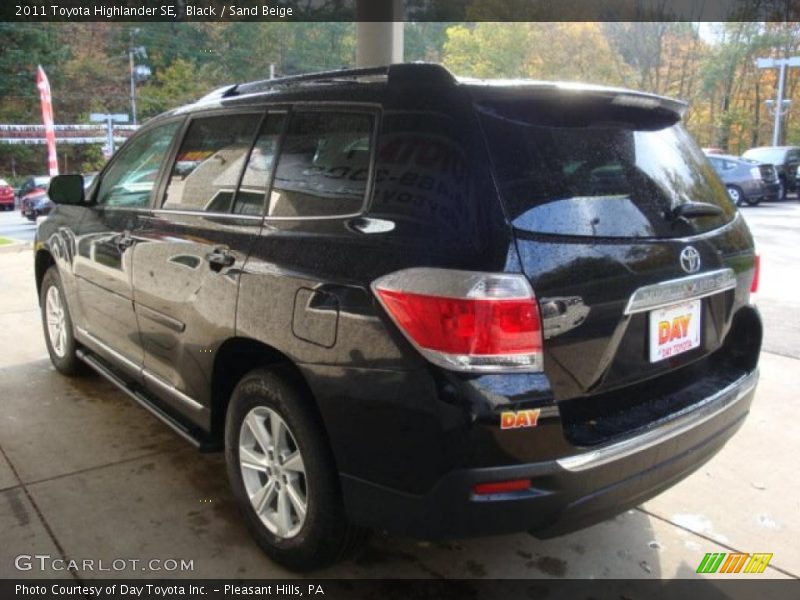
[116,231,135,251]
[205,248,235,271]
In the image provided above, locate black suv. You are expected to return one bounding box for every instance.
[742,145,800,199]
[35,64,761,570]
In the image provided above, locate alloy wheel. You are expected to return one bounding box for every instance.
[239,406,308,538]
[45,285,67,358]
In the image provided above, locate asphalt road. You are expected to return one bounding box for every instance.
[738,199,800,359]
[0,209,36,243]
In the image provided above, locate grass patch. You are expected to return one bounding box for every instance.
[0,237,14,246]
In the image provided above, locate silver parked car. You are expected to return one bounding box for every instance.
[706,154,780,206]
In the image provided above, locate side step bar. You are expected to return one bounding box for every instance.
[76,349,219,452]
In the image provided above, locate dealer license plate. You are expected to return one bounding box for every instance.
[648,299,701,363]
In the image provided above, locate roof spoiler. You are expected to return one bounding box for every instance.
[387,63,457,87]
[609,92,688,118]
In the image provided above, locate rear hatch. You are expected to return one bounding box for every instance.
[474,86,756,401]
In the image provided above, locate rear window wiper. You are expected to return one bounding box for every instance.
[669,202,723,221]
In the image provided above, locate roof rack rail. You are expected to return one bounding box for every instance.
[220,63,456,98]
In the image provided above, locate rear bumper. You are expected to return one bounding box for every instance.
[341,368,757,539]
[741,180,780,201]
[759,181,781,201]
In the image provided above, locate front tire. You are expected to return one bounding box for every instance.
[224,366,363,570]
[40,266,84,376]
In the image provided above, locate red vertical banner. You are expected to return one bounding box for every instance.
[36,65,59,176]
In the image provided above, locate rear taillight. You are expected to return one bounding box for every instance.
[751,254,760,294]
[372,268,543,372]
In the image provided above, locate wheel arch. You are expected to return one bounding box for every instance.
[209,337,322,445]
[35,248,56,301]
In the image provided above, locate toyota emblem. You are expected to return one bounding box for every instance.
[680,246,701,274]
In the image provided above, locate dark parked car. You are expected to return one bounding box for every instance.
[17,175,50,199]
[741,146,800,199]
[0,178,14,210]
[19,175,52,221]
[706,154,780,206]
[34,64,761,570]
[21,189,53,221]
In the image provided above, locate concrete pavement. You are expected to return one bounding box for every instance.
[0,205,797,580]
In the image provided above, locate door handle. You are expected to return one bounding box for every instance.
[116,231,135,251]
[205,248,235,271]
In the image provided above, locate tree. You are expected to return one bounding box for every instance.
[442,23,632,85]
[405,22,456,62]
[137,59,218,118]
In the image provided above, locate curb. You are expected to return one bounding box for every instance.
[0,241,32,255]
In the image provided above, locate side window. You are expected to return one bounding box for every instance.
[723,159,738,171]
[234,113,285,215]
[162,113,262,213]
[96,121,180,208]
[268,111,375,218]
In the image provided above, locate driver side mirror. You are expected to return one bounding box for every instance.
[48,174,86,206]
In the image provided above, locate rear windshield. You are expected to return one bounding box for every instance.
[478,96,735,238]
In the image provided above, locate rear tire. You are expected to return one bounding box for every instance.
[778,177,787,200]
[726,185,749,206]
[40,266,85,376]
[224,366,364,570]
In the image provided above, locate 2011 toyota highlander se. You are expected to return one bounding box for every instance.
[34,64,761,570]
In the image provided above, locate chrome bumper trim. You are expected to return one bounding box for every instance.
[556,369,758,472]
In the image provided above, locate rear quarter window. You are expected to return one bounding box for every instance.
[368,110,480,244]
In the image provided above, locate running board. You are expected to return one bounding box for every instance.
[76,349,219,452]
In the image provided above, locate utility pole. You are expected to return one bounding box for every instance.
[756,57,800,146]
[129,28,138,126]
[90,112,129,159]
[128,29,150,126]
